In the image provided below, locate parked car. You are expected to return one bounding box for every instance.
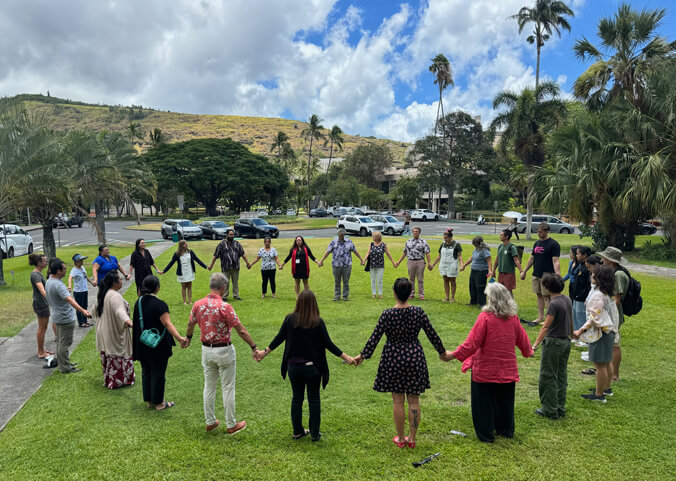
[517,215,575,234]
[370,215,405,236]
[52,213,83,228]
[256,209,268,217]
[286,209,297,216]
[346,207,365,215]
[336,215,383,237]
[198,220,231,240]
[234,218,279,238]
[332,207,348,218]
[410,209,439,221]
[309,208,328,217]
[638,221,657,235]
[273,209,282,215]
[161,219,204,240]
[0,224,33,258]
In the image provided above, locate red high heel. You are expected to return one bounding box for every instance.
[405,436,416,449]
[392,435,405,448]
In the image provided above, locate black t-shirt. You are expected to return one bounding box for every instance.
[132,295,174,361]
[532,237,560,278]
[546,295,572,338]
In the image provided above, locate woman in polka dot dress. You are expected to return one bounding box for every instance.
[354,277,446,449]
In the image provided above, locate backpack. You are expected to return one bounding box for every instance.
[616,266,643,317]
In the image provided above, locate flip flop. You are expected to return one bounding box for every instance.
[38,354,51,359]
[156,401,175,410]
[581,368,596,375]
[292,429,310,440]
[392,435,406,448]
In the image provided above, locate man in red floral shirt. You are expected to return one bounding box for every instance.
[185,273,259,434]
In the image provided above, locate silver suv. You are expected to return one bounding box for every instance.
[370,215,404,235]
[336,215,383,237]
[517,215,575,234]
[161,219,204,239]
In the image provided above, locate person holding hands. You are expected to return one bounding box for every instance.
[428,229,463,302]
[208,229,250,301]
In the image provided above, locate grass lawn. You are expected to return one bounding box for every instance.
[0,245,134,337]
[1,237,674,480]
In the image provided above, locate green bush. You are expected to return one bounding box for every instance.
[640,239,676,261]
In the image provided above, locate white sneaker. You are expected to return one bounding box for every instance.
[575,341,588,348]
[581,351,589,362]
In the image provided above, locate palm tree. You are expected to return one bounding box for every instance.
[270,131,290,163]
[511,0,574,90]
[490,81,567,238]
[126,121,145,147]
[322,125,344,203]
[148,128,167,147]
[572,3,675,111]
[429,54,454,134]
[301,114,325,212]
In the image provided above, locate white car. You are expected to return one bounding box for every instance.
[370,215,405,235]
[0,224,34,258]
[161,219,204,239]
[410,209,439,221]
[336,215,383,237]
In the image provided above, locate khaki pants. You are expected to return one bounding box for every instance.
[202,344,237,428]
[407,260,426,297]
[222,269,240,299]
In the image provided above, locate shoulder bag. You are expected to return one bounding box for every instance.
[138,296,166,348]
[365,242,373,272]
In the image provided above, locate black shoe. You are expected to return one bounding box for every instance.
[534,408,558,419]
[342,298,349,301]
[581,392,606,403]
[332,298,340,302]
[233,296,242,301]
[589,388,613,397]
[558,409,567,418]
[311,432,322,442]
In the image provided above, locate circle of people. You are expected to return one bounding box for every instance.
[27,221,629,444]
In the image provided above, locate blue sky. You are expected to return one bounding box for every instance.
[0,0,673,142]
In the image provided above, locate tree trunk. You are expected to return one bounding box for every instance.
[447,179,455,219]
[205,200,218,217]
[43,223,56,259]
[96,200,107,245]
[307,137,314,214]
[536,43,541,92]
[526,176,533,240]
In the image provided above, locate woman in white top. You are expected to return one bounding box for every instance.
[573,265,618,402]
[249,237,282,298]
[160,240,207,304]
[428,229,463,302]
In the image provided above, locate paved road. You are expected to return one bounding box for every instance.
[26,219,534,250]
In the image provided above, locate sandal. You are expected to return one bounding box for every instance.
[293,429,310,440]
[405,436,416,449]
[392,435,406,448]
[581,368,596,375]
[156,401,175,410]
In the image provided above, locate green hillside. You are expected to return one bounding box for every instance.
[3,94,411,163]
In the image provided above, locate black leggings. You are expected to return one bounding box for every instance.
[140,356,169,405]
[262,269,276,294]
[471,380,515,443]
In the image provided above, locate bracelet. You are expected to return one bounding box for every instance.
[251,343,257,351]
[186,335,193,340]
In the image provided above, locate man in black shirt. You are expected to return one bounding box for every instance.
[208,229,251,300]
[520,222,560,324]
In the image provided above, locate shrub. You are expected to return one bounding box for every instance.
[640,239,676,261]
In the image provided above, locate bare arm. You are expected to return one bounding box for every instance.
[208,256,218,271]
[159,312,187,345]
[67,275,74,291]
[233,323,256,349]
[66,296,91,317]
[250,255,261,267]
[532,314,553,349]
[521,255,534,279]
[514,256,523,273]
[553,257,560,276]
[353,249,364,263]
[92,263,100,286]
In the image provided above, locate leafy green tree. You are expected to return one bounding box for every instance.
[343,144,393,188]
[490,81,567,238]
[322,125,344,201]
[511,0,574,89]
[142,138,286,215]
[389,176,421,210]
[358,184,384,210]
[573,3,675,110]
[270,131,290,162]
[301,115,325,185]
[148,128,167,147]
[126,121,145,146]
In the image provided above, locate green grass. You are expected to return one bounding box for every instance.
[1,238,674,480]
[0,245,134,337]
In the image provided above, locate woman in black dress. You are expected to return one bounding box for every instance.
[280,236,319,296]
[254,290,355,441]
[354,278,446,449]
[129,238,160,296]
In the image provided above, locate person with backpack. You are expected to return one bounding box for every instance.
[596,247,637,383]
[492,229,522,297]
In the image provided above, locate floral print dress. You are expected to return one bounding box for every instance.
[361,306,445,394]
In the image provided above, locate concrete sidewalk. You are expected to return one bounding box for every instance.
[0,241,174,433]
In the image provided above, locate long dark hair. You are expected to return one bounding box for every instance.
[288,236,308,256]
[140,275,160,296]
[135,239,144,251]
[593,265,615,297]
[97,272,120,316]
[98,245,107,255]
[293,289,320,329]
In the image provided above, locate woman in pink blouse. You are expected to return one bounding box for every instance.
[443,282,533,442]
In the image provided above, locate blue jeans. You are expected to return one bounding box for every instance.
[572,300,586,330]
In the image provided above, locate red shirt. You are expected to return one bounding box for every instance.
[452,311,533,383]
[188,294,241,344]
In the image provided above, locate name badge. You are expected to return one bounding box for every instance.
[296,259,300,264]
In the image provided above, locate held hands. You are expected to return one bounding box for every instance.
[572,329,582,340]
[360,259,365,266]
[520,272,526,280]
[124,320,133,328]
[439,351,454,362]
[125,274,131,281]
[179,337,190,349]
[253,349,266,362]
[83,310,92,319]
[352,354,364,366]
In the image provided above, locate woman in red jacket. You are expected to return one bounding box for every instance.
[443,282,533,443]
[280,236,319,296]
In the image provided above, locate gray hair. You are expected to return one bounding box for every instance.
[337,228,346,234]
[209,272,227,290]
[482,282,518,318]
